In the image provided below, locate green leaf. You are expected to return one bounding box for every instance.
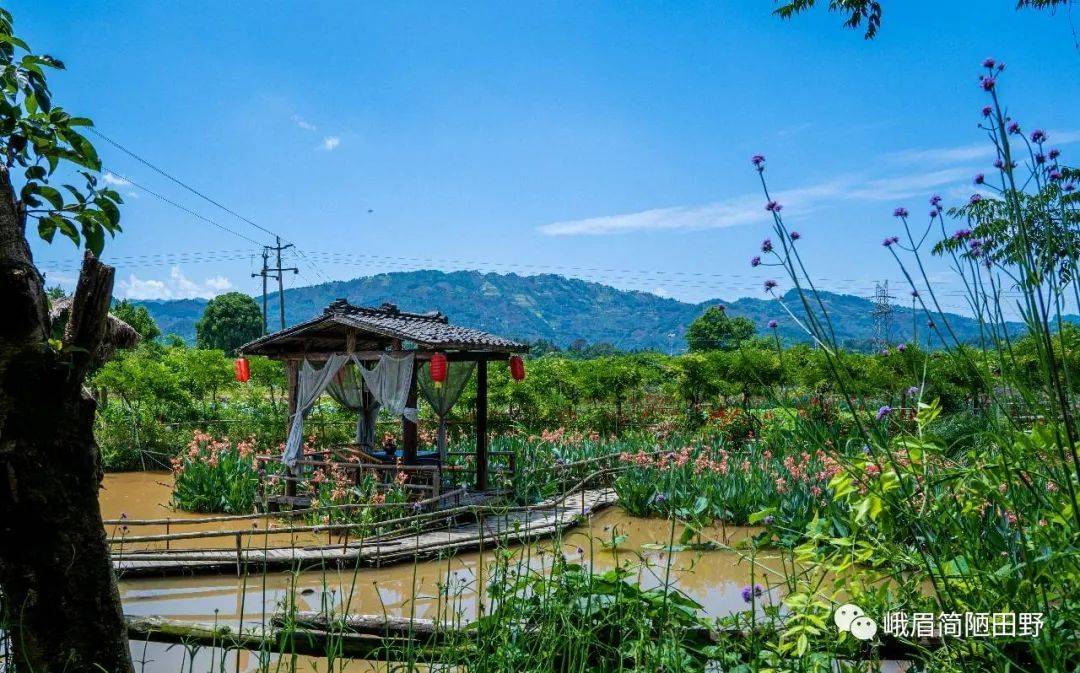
[37,185,64,210]
[37,216,57,242]
[94,195,120,228]
[57,216,80,246]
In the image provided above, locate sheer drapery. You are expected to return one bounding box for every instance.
[325,361,381,448]
[355,353,418,423]
[418,360,475,461]
[283,355,349,467]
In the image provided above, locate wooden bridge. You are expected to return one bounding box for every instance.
[111,486,615,578]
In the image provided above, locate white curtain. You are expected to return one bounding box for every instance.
[354,353,418,423]
[325,361,381,448]
[283,355,349,467]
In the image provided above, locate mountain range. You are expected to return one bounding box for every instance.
[136,269,1035,352]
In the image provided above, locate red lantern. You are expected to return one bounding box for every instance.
[430,352,447,388]
[234,357,251,383]
[509,355,526,382]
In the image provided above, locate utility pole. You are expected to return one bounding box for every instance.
[253,237,299,334]
[269,236,298,331]
[251,248,270,335]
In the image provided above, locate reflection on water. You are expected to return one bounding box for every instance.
[118,506,788,624]
[104,472,796,672]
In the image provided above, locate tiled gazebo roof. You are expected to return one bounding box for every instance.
[238,299,528,357]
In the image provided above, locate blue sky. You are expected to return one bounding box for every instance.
[16,1,1080,314]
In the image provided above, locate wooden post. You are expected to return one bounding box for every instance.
[286,360,299,499]
[476,358,488,491]
[403,357,418,464]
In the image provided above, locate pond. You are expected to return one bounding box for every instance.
[104,472,790,672]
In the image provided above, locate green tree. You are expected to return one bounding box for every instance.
[111,298,161,341]
[0,7,132,670]
[686,305,756,352]
[195,291,263,353]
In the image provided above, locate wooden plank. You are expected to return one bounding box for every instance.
[113,488,615,577]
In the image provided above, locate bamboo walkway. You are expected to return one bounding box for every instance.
[113,487,615,578]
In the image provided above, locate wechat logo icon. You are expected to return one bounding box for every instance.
[834,603,878,641]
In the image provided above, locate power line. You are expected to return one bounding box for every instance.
[91,128,331,283]
[107,171,262,246]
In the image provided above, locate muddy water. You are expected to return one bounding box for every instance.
[103,472,792,672]
[101,472,326,550]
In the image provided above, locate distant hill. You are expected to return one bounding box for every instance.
[135,269,1040,352]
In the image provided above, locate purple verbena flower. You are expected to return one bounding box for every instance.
[897,343,906,352]
[1035,153,1046,165]
[1049,170,1063,181]
[1007,121,1021,135]
[982,57,996,69]
[952,228,972,241]
[1048,148,1061,160]
[907,386,920,396]
[974,173,985,185]
[993,158,1004,169]
[980,76,996,91]
[765,200,782,212]
[893,207,909,218]
[969,193,983,204]
[789,230,801,240]
[750,255,761,267]
[761,238,773,253]
[981,105,992,118]
[751,154,766,170]
[883,236,900,247]
[767,319,778,329]
[929,194,942,207]
[741,584,765,603]
[1065,182,1076,193]
[764,279,778,292]
[1030,129,1047,144]
[876,405,893,421]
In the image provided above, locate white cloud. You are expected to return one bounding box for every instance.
[538,177,852,236]
[292,114,317,131]
[118,265,233,300]
[845,167,977,201]
[652,287,673,298]
[320,136,341,151]
[886,129,1080,167]
[102,172,130,186]
[538,129,1080,237]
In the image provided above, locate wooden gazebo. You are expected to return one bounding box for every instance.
[238,299,529,491]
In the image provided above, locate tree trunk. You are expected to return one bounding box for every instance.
[0,165,133,672]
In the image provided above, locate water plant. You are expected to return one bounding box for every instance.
[170,431,260,513]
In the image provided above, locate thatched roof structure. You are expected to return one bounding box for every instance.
[49,297,141,363]
[239,299,528,359]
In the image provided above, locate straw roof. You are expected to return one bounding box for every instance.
[49,297,141,362]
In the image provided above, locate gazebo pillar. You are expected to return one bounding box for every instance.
[475,358,488,491]
[285,360,299,498]
[403,361,418,463]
